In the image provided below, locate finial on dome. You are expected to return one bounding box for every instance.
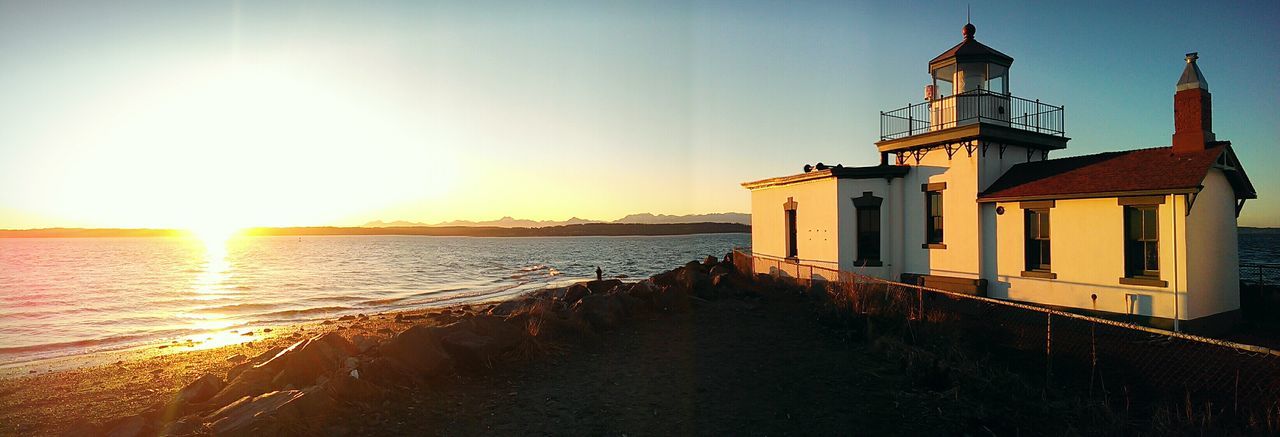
[963,23,976,40]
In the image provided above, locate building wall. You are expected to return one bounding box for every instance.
[748,178,840,279]
[902,148,982,280]
[836,178,898,279]
[1184,169,1240,319]
[990,195,1192,321]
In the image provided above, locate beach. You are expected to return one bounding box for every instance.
[1,257,1118,436]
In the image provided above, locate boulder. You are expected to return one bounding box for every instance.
[157,416,203,437]
[585,279,622,294]
[675,267,710,294]
[654,285,692,313]
[438,317,527,370]
[205,367,275,408]
[175,373,224,405]
[684,260,704,273]
[562,283,591,306]
[204,388,336,437]
[702,255,719,268]
[226,346,285,381]
[573,294,624,330]
[378,325,452,376]
[321,373,383,405]
[263,332,359,388]
[487,297,535,317]
[102,414,150,437]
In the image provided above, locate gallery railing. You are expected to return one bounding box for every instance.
[879,89,1065,141]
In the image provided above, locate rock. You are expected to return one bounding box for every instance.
[585,279,622,294]
[227,346,285,380]
[61,419,100,437]
[204,388,336,437]
[205,367,274,408]
[377,328,393,335]
[573,294,624,330]
[263,332,359,388]
[654,285,692,313]
[175,373,224,405]
[240,331,254,336]
[702,255,719,268]
[675,266,710,293]
[263,328,273,333]
[352,334,376,353]
[487,298,535,317]
[338,315,356,321]
[321,373,383,405]
[157,416,202,437]
[438,316,527,371]
[379,325,452,376]
[562,283,591,306]
[709,263,735,279]
[102,414,150,437]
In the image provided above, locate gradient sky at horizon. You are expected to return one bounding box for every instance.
[0,0,1276,230]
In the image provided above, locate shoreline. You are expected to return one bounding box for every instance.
[0,299,493,435]
[0,223,751,239]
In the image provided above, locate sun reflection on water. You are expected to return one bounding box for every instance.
[176,228,259,350]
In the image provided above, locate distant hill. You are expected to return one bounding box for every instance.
[363,212,751,228]
[613,212,750,225]
[0,223,749,238]
[245,222,749,237]
[1240,227,1280,235]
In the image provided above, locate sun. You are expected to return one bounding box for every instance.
[187,224,242,252]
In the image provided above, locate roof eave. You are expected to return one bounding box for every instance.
[977,188,1201,204]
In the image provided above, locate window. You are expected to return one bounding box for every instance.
[925,190,944,245]
[785,209,798,259]
[1124,205,1159,277]
[783,197,798,260]
[852,192,882,266]
[1024,209,1051,271]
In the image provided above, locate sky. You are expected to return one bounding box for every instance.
[0,0,1276,230]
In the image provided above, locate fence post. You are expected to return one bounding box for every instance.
[1045,313,1053,381]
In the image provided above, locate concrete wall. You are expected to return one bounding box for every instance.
[1185,169,1240,319]
[990,195,1193,321]
[748,178,840,279]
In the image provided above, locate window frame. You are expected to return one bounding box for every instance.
[921,183,946,249]
[1117,196,1168,288]
[783,197,798,261]
[852,192,883,266]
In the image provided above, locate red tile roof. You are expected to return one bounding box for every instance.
[979,143,1255,201]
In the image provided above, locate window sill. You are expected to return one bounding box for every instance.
[854,260,884,267]
[1020,270,1057,279]
[784,257,799,264]
[922,243,947,249]
[1119,277,1168,288]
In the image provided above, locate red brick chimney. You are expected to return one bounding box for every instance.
[1172,52,1214,153]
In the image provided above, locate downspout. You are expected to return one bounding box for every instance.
[1172,194,1180,332]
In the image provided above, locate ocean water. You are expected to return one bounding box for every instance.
[1,232,1273,367]
[0,233,749,365]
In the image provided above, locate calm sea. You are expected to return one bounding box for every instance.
[1,232,1274,366]
[0,233,748,365]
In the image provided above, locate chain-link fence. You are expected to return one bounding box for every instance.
[732,249,1280,429]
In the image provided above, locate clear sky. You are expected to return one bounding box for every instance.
[0,0,1276,231]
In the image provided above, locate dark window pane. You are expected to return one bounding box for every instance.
[1039,211,1050,238]
[1041,241,1051,266]
[1145,241,1159,272]
[1143,208,1157,240]
[1127,207,1142,240]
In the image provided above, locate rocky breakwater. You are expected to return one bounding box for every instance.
[69,254,752,437]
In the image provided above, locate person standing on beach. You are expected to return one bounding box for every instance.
[595,266,603,281]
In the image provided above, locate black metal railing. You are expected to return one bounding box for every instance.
[880,89,1065,141]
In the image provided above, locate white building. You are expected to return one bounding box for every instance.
[741,24,1257,334]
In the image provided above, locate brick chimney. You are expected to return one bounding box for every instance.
[1172,52,1214,153]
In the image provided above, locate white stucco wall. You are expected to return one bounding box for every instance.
[1185,169,1241,319]
[748,178,840,279]
[836,178,898,279]
[990,195,1193,321]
